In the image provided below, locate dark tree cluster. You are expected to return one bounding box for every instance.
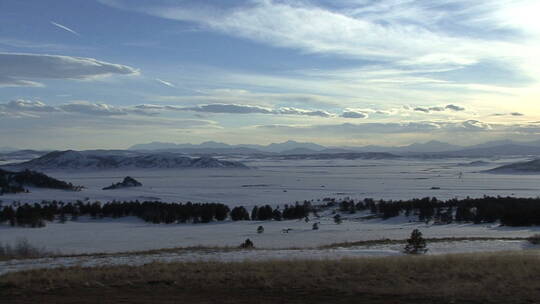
[0,200,231,227]
[336,196,540,226]
[0,169,81,195]
[249,202,311,221]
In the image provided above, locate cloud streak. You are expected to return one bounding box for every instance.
[413,104,466,113]
[156,78,175,87]
[139,103,333,117]
[50,21,80,36]
[0,53,139,87]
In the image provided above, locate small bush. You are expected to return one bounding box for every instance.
[527,234,540,245]
[0,238,56,260]
[239,239,254,249]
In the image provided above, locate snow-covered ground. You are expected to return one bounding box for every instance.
[1,239,537,276]
[2,214,540,254]
[2,156,540,273]
[1,157,538,207]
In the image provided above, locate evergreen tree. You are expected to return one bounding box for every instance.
[240,238,254,249]
[403,229,428,254]
[230,206,250,221]
[251,206,259,221]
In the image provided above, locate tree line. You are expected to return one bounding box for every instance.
[3,196,540,228]
[0,200,311,228]
[333,196,540,226]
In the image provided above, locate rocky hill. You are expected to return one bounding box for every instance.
[103,176,142,190]
[0,169,80,194]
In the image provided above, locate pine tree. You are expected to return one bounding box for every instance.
[403,229,428,254]
[240,238,254,249]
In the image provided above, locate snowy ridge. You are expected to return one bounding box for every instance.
[2,150,249,171]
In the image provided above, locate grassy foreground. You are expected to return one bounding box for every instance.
[2,252,540,304]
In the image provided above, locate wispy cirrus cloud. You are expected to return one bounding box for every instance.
[99,0,539,71]
[156,78,176,88]
[50,21,80,36]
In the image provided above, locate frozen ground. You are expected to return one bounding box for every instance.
[1,157,538,207]
[1,239,537,276]
[2,214,540,254]
[2,156,540,272]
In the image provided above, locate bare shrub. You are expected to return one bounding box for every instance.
[527,234,540,245]
[0,238,56,260]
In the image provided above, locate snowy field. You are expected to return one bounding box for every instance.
[1,157,539,207]
[2,213,540,254]
[2,156,540,271]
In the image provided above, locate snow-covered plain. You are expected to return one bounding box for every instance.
[2,156,540,267]
[1,157,538,207]
[1,213,540,254]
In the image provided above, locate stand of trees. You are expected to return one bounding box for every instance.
[0,200,312,228]
[3,196,540,228]
[0,169,80,195]
[336,196,540,226]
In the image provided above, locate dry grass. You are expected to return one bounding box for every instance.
[321,237,529,249]
[0,239,58,261]
[2,252,540,303]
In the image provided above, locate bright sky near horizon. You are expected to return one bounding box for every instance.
[1,0,540,149]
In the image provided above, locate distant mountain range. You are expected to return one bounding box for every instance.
[129,139,540,157]
[130,140,327,154]
[2,150,249,171]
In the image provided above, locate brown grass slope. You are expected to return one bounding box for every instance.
[2,252,540,304]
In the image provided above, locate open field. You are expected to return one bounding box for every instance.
[2,252,540,303]
[1,157,539,207]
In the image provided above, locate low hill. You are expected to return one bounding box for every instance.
[103,176,142,190]
[0,169,79,194]
[2,150,249,171]
[486,159,540,174]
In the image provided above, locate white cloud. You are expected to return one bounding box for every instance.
[50,21,80,36]
[445,104,465,111]
[175,103,274,114]
[277,107,332,117]
[341,110,368,119]
[102,0,537,71]
[156,78,175,87]
[142,103,334,117]
[413,104,466,113]
[0,53,139,87]
[460,120,491,131]
[59,102,129,116]
[2,100,58,112]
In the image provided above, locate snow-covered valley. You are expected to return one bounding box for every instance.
[1,157,539,207]
[2,156,540,274]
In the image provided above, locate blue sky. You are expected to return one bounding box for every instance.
[1,0,539,149]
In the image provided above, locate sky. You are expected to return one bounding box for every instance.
[1,0,540,149]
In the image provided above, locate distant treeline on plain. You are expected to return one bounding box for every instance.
[1,196,540,228]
